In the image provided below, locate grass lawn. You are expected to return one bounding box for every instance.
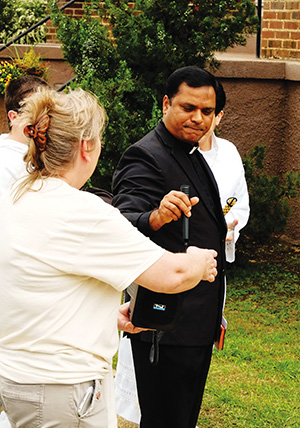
[198,241,300,428]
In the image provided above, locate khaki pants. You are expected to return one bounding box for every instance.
[0,374,117,428]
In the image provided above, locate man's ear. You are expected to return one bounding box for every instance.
[80,140,92,162]
[162,95,170,116]
[215,110,224,126]
[8,110,18,124]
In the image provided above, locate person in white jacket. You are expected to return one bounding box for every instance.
[0,75,49,196]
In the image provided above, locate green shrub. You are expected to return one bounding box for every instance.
[98,0,258,100]
[0,0,15,35]
[241,145,300,244]
[0,0,47,45]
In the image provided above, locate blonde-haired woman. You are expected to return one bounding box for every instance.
[0,87,217,428]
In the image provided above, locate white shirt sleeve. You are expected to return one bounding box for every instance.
[201,134,250,262]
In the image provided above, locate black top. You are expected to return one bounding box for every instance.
[113,121,227,346]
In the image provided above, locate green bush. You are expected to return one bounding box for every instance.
[241,145,300,244]
[0,0,15,35]
[50,0,258,190]
[0,0,47,45]
[99,0,258,100]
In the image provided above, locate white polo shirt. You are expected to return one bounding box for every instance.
[0,178,164,384]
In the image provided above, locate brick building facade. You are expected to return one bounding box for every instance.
[261,0,300,59]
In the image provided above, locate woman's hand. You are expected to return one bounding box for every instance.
[117,302,149,334]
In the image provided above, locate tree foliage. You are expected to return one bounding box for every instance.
[0,0,47,45]
[102,0,258,99]
[0,0,15,35]
[50,0,258,190]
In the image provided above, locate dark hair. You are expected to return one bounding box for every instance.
[4,75,50,118]
[165,66,218,101]
[215,80,226,115]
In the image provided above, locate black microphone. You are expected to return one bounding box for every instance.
[180,184,190,251]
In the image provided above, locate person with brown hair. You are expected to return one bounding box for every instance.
[0,86,217,428]
[0,75,50,196]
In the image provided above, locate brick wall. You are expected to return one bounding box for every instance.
[261,0,300,59]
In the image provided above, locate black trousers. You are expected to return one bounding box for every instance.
[130,337,213,428]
